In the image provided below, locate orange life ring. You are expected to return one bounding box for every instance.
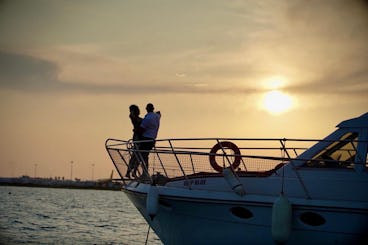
[209,141,241,172]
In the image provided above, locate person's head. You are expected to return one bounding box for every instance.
[146,103,154,112]
[129,104,140,115]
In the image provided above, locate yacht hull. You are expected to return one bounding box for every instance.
[123,186,367,245]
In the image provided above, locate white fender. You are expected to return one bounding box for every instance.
[146,185,159,220]
[222,167,245,196]
[271,194,292,244]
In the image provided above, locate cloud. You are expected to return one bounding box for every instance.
[0,50,258,95]
[1,48,367,98]
[0,50,60,91]
[0,50,262,94]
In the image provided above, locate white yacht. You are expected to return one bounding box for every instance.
[106,113,368,244]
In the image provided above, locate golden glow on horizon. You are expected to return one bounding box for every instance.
[262,90,293,115]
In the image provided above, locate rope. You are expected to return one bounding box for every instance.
[281,148,285,195]
[144,225,151,245]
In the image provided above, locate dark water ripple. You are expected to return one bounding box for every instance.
[0,186,162,245]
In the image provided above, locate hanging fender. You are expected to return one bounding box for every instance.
[271,194,292,244]
[146,185,159,220]
[209,141,241,172]
[222,167,245,196]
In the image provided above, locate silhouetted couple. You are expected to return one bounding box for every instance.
[126,103,161,178]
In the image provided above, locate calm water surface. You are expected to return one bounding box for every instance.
[0,186,162,245]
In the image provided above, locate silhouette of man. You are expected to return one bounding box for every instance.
[139,103,161,174]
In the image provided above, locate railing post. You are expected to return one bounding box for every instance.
[168,140,192,189]
[189,154,195,174]
[279,138,291,159]
[280,138,311,199]
[153,144,169,178]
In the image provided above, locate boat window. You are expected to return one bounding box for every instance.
[306,132,358,168]
[230,207,253,219]
[299,212,326,226]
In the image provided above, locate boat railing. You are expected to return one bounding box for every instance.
[105,138,316,185]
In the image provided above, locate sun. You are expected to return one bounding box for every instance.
[262,90,293,115]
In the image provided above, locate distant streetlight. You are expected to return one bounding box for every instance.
[34,164,38,178]
[70,161,74,180]
[91,163,95,180]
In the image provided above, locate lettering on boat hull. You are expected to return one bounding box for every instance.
[184,179,206,186]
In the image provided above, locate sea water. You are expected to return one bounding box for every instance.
[0,186,162,245]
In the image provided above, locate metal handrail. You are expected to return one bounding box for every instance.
[105,137,363,184]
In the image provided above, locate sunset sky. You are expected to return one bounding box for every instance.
[0,0,367,180]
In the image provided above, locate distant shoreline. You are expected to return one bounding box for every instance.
[0,183,122,191]
[0,176,123,191]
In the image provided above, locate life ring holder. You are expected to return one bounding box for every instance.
[209,141,241,172]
